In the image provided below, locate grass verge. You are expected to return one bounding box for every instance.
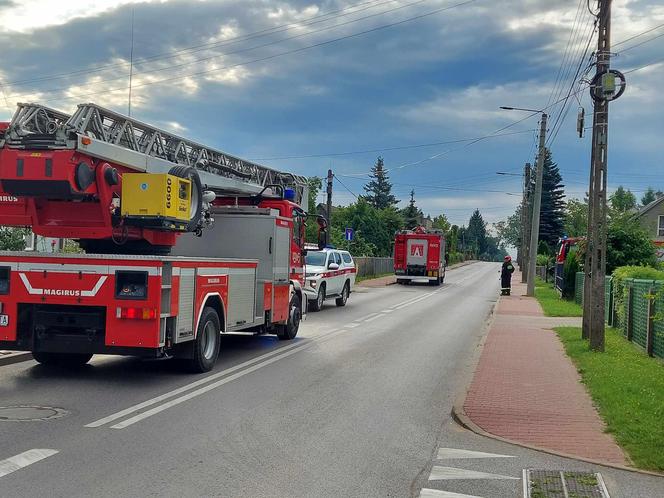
[555,326,664,471]
[535,279,582,317]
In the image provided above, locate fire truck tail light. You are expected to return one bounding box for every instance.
[117,307,157,320]
[0,267,9,295]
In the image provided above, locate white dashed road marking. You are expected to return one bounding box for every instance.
[428,466,519,481]
[0,449,59,479]
[436,448,515,460]
[419,489,483,498]
[364,313,385,323]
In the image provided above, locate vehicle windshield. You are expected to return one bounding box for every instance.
[305,251,327,266]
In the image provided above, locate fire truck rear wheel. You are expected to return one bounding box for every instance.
[32,352,93,367]
[336,282,349,307]
[168,165,203,232]
[277,294,301,340]
[188,307,221,373]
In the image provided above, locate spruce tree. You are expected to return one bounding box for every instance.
[641,187,657,206]
[466,209,487,256]
[363,156,399,209]
[402,190,422,229]
[535,149,566,251]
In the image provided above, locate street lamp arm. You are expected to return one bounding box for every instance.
[500,106,547,116]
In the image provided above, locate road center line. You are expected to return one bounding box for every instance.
[392,293,436,309]
[85,338,316,428]
[0,449,59,479]
[394,293,435,310]
[363,314,384,323]
[110,328,347,429]
[356,312,380,322]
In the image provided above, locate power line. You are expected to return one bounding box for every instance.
[13,0,478,104]
[339,83,592,181]
[390,182,521,195]
[547,11,596,130]
[618,31,664,54]
[5,0,395,87]
[548,3,594,115]
[251,128,534,161]
[613,22,664,48]
[546,19,597,146]
[333,174,360,199]
[545,0,587,109]
[624,56,664,74]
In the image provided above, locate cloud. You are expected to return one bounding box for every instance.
[0,0,166,33]
[0,0,661,225]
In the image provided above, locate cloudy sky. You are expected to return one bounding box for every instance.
[0,0,662,227]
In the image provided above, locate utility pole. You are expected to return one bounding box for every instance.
[521,163,532,283]
[584,0,614,351]
[526,114,547,297]
[326,169,333,245]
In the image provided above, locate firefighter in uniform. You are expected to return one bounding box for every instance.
[501,255,515,296]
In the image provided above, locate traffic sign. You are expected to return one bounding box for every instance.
[345,228,354,241]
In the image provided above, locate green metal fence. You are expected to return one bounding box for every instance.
[575,272,584,305]
[576,271,664,359]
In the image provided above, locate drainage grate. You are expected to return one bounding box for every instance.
[525,469,610,498]
[0,405,69,422]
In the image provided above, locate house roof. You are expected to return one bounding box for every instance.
[636,196,664,218]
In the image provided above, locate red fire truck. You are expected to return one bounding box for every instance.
[0,103,325,372]
[393,227,446,285]
[554,236,583,293]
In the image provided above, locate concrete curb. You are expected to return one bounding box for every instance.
[451,401,664,478]
[451,290,664,479]
[0,352,32,367]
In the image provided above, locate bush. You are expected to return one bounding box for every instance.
[606,214,657,273]
[538,240,551,256]
[562,248,580,299]
[612,265,664,325]
[446,252,464,265]
[0,227,28,251]
[536,253,552,267]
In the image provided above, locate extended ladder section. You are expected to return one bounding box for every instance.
[2,102,308,206]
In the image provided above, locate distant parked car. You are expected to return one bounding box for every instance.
[304,248,356,311]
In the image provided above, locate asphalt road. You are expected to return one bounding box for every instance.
[0,262,662,497]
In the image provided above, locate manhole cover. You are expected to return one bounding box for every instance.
[0,406,69,422]
[525,469,610,498]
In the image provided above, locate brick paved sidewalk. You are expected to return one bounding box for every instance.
[462,273,628,466]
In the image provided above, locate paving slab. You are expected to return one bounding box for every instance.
[461,273,628,466]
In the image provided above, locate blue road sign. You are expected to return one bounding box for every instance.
[345,228,354,241]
